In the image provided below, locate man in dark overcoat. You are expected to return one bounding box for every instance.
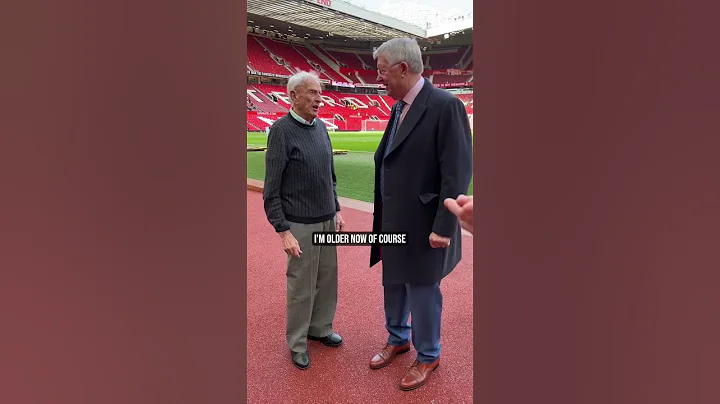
[367,38,473,391]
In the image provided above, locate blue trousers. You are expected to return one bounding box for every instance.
[384,282,443,364]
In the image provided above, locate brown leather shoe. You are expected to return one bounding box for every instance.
[399,359,440,391]
[369,342,412,369]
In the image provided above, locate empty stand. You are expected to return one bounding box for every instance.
[247,82,473,132]
[326,50,366,69]
[247,36,294,76]
[312,45,342,66]
[246,37,473,131]
[357,53,375,68]
[455,93,473,114]
[255,37,335,81]
[292,46,340,81]
[433,74,473,85]
[428,46,469,69]
[248,84,287,114]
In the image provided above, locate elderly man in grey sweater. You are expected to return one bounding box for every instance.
[262,70,346,370]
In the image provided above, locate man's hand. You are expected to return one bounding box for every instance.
[279,230,302,257]
[335,212,345,232]
[444,195,473,234]
[429,232,451,248]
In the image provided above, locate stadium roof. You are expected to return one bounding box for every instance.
[247,0,471,41]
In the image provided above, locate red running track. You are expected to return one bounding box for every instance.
[247,190,474,403]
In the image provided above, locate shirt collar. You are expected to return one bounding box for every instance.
[401,77,425,107]
[290,108,315,125]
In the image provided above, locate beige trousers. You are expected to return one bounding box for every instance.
[285,218,338,353]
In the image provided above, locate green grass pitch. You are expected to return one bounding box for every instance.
[247,131,474,203]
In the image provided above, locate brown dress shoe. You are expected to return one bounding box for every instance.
[369,342,412,369]
[399,359,440,391]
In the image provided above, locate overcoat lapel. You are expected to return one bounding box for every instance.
[374,103,398,165]
[384,79,433,157]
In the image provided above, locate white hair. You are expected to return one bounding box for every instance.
[372,38,424,74]
[286,71,321,105]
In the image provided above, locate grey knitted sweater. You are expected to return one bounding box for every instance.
[262,113,340,232]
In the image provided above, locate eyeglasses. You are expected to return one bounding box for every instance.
[377,62,402,76]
